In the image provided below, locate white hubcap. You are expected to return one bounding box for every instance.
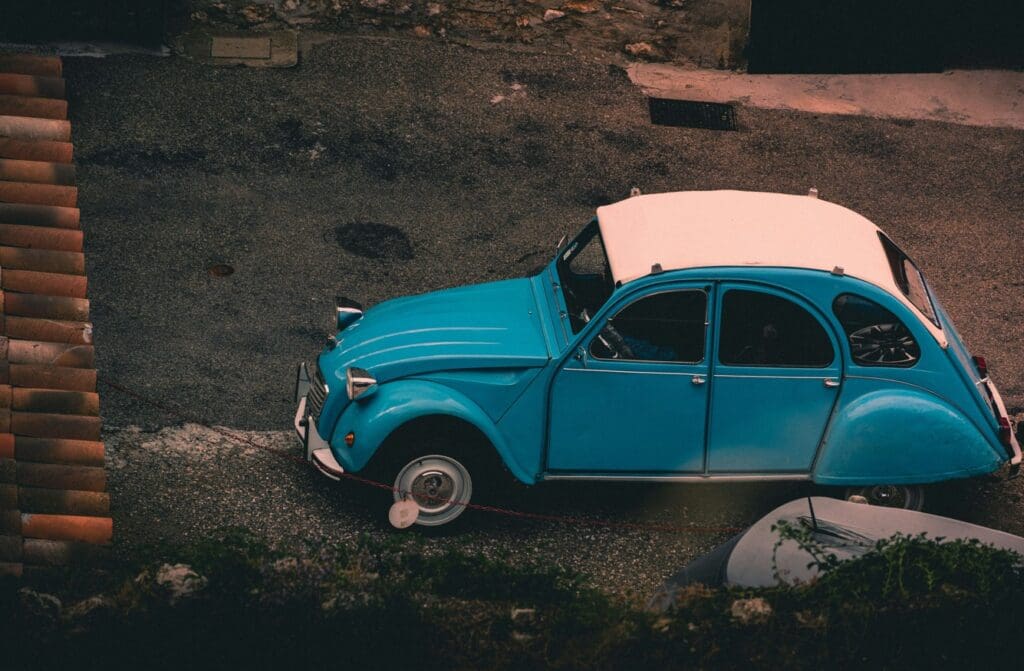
[393,455,472,527]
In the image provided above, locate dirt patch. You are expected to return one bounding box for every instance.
[578,186,628,207]
[274,118,321,152]
[500,69,572,95]
[839,128,899,159]
[332,129,412,181]
[334,222,414,261]
[515,248,552,275]
[79,144,209,175]
[514,117,549,135]
[288,324,328,344]
[600,130,650,151]
[521,140,551,168]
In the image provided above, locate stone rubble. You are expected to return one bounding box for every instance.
[184,0,751,67]
[18,588,62,623]
[154,563,210,604]
[730,597,773,624]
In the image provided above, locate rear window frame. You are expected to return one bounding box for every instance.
[717,288,836,369]
[832,293,922,368]
[878,233,941,329]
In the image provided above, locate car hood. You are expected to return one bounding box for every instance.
[318,278,551,384]
[727,497,1024,587]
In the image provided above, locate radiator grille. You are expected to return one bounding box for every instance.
[307,365,329,423]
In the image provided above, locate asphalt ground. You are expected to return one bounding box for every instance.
[63,36,1024,595]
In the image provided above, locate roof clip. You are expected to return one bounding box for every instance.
[831,265,845,276]
[629,186,642,197]
[651,262,663,274]
[807,187,819,199]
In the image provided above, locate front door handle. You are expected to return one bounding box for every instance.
[691,375,706,385]
[823,378,840,388]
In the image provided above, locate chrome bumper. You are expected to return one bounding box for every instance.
[294,363,345,480]
[985,377,1022,466]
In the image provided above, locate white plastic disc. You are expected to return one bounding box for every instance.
[389,499,420,529]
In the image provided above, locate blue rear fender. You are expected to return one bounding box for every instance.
[813,384,1006,485]
[328,379,535,484]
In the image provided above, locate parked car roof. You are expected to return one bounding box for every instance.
[596,190,945,344]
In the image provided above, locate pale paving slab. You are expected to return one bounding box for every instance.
[629,65,1024,130]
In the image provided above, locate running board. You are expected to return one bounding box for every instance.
[542,473,810,483]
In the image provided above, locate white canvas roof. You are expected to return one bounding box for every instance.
[596,190,945,345]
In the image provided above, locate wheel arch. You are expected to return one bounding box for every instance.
[330,379,535,484]
[813,386,1005,486]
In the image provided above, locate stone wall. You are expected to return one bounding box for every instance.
[186,0,752,68]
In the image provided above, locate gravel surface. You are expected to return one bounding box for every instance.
[104,424,809,597]
[62,35,1024,596]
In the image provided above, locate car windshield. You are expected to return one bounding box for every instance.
[555,220,614,333]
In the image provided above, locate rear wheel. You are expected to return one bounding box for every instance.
[844,484,925,511]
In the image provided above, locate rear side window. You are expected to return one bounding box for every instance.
[833,293,920,367]
[878,234,939,327]
[718,290,833,367]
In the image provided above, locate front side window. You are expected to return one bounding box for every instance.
[590,290,707,362]
[833,293,920,366]
[718,290,834,367]
[556,221,614,333]
[878,233,939,327]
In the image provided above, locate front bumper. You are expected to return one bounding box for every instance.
[294,363,345,480]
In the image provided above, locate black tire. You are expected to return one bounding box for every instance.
[364,417,510,529]
[843,484,926,511]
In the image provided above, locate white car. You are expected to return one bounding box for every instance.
[650,496,1024,609]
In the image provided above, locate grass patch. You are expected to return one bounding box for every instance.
[2,529,1023,670]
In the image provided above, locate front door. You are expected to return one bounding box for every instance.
[707,285,842,473]
[547,286,711,473]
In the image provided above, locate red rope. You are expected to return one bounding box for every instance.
[98,376,742,535]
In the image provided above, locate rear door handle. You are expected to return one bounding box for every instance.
[691,375,706,385]
[823,378,840,388]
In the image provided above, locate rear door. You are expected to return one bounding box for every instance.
[707,285,842,473]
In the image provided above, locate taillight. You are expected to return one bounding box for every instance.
[973,355,988,378]
[998,417,1012,446]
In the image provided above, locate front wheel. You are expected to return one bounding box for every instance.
[393,454,474,527]
[844,484,925,511]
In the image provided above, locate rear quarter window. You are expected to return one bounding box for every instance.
[878,233,940,327]
[833,293,920,367]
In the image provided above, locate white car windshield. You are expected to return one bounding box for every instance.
[555,221,614,333]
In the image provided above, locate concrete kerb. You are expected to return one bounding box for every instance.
[629,65,1024,130]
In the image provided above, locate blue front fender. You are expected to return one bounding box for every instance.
[814,386,1005,485]
[328,380,534,484]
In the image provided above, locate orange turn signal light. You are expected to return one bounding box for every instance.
[344,432,356,447]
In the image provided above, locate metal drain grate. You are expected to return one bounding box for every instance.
[648,98,737,131]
